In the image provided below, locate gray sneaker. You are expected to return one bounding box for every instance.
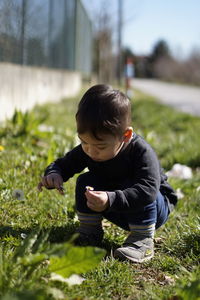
[114,235,154,263]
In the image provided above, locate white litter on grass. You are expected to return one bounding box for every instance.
[176,188,184,199]
[146,131,157,143]
[166,163,193,180]
[50,273,85,286]
[38,124,54,132]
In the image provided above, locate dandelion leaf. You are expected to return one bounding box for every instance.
[49,245,105,277]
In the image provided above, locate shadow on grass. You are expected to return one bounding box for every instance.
[0,224,120,256]
[0,224,77,243]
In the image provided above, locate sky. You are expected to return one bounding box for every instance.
[82,0,200,59]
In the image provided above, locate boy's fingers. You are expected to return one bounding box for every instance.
[54,179,62,189]
[39,175,64,194]
[85,191,98,201]
[87,200,94,209]
[57,186,65,195]
[41,176,49,187]
[43,176,55,188]
[54,179,64,195]
[37,182,43,191]
[46,176,54,187]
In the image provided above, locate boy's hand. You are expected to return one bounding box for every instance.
[85,190,109,212]
[37,173,64,195]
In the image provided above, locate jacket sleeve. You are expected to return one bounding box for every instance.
[107,145,161,212]
[44,145,87,182]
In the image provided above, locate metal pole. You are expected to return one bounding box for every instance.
[117,0,122,85]
[74,0,78,71]
[21,0,26,65]
[48,0,53,67]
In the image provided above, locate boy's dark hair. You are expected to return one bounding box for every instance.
[76,84,131,140]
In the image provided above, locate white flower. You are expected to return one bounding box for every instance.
[86,186,94,191]
[21,233,27,239]
[12,189,24,200]
[73,215,79,222]
[25,160,31,168]
[30,155,37,162]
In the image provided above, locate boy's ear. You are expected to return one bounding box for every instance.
[123,127,133,142]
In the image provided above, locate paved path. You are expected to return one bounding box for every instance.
[132,79,200,116]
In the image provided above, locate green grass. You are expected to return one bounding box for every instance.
[0,89,200,299]
[132,92,200,169]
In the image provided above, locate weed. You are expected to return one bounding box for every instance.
[0,227,105,299]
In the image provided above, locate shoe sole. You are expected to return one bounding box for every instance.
[114,249,154,263]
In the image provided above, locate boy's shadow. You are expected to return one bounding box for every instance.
[0,225,120,253]
[0,224,76,243]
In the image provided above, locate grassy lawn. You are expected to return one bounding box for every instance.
[0,89,199,299]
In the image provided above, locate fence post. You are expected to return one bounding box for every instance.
[20,0,27,65]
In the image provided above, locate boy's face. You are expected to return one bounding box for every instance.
[78,132,124,162]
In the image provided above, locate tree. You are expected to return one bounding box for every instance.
[92,4,114,83]
[150,39,171,63]
[147,39,172,78]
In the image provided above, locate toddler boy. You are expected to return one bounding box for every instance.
[38,84,177,263]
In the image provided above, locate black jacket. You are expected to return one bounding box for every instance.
[45,133,177,211]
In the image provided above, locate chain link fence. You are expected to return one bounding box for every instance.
[0,0,92,74]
